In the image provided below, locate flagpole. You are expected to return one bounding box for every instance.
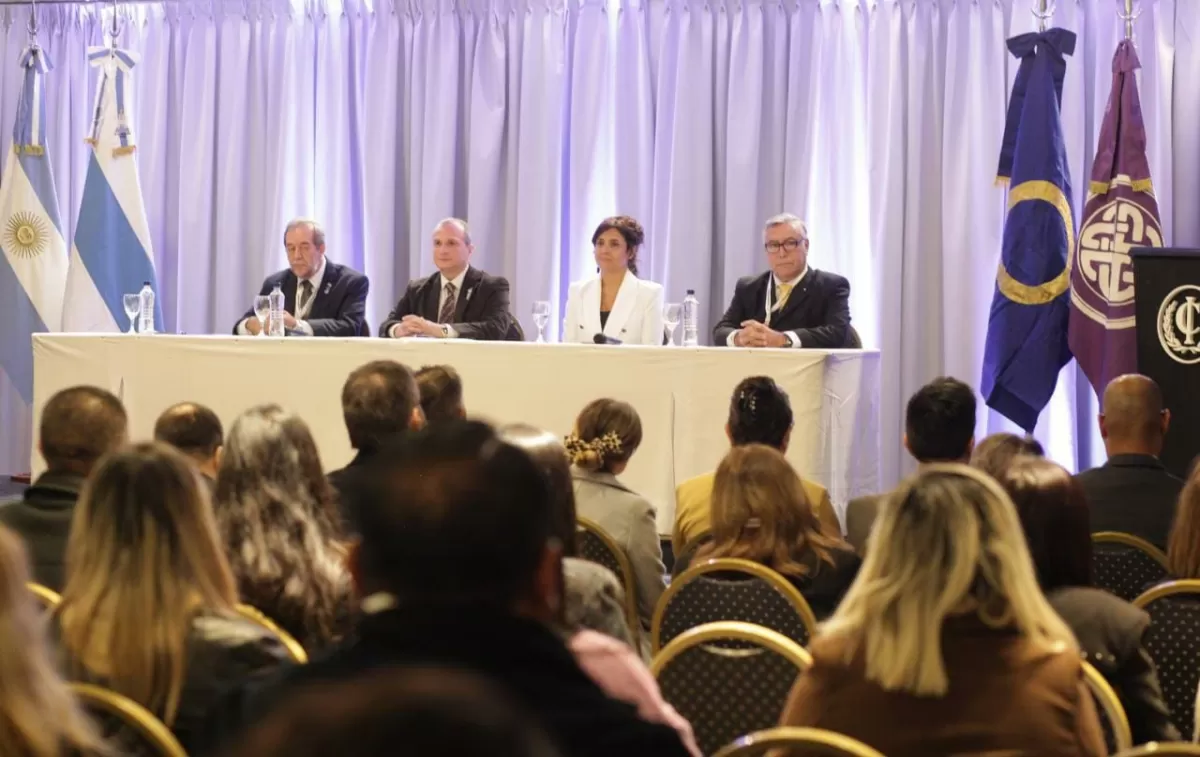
[1118,0,1140,40]
[1033,0,1054,32]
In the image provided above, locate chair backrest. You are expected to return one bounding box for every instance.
[1092,532,1170,602]
[712,727,884,757]
[1134,581,1200,740]
[234,603,309,664]
[1113,745,1200,756]
[652,558,817,653]
[27,581,61,610]
[843,325,862,349]
[505,315,525,342]
[1083,658,1133,753]
[576,516,641,645]
[69,682,187,757]
[651,620,812,757]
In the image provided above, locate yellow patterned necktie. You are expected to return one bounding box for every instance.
[775,282,794,310]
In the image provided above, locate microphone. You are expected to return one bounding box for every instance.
[593,334,623,346]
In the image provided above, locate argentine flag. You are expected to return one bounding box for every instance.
[0,45,67,403]
[63,44,160,332]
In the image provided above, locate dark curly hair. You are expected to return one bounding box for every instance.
[591,216,644,276]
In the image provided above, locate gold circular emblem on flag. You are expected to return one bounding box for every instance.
[3,211,48,259]
[996,180,1073,305]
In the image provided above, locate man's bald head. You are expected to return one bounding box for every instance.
[1100,374,1170,456]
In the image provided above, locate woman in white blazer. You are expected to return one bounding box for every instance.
[563,216,665,345]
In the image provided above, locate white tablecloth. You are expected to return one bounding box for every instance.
[32,335,881,533]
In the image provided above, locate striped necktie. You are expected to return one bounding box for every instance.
[298,280,314,316]
[775,282,794,310]
[438,282,458,324]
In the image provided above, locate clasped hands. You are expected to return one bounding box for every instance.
[393,315,446,338]
[246,311,298,335]
[735,320,789,348]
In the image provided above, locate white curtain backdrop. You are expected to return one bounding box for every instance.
[0,0,1197,491]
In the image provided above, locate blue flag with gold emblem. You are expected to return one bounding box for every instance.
[981,29,1076,432]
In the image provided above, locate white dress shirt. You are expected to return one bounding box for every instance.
[389,265,469,339]
[727,266,809,347]
[237,256,326,336]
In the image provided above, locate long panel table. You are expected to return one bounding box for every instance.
[32,335,881,533]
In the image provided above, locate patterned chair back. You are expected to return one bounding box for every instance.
[69,682,187,757]
[651,621,811,757]
[712,727,884,757]
[652,558,817,653]
[1082,658,1132,753]
[1092,532,1170,602]
[577,516,641,644]
[26,581,61,611]
[1133,580,1200,741]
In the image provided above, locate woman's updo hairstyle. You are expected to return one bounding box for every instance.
[565,399,643,474]
[591,216,645,276]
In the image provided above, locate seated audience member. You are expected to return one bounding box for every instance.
[54,443,290,752]
[673,376,840,557]
[1167,462,1200,580]
[780,465,1105,757]
[0,525,105,757]
[1076,374,1181,549]
[380,218,518,341]
[327,360,424,527]
[417,364,467,422]
[203,421,695,757]
[214,405,354,653]
[681,445,859,620]
[566,399,666,641]
[154,401,224,491]
[0,386,127,591]
[221,667,562,757]
[234,218,368,337]
[970,432,1044,481]
[713,213,851,349]
[845,376,976,553]
[998,456,1177,744]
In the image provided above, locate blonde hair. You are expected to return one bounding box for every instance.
[821,464,1074,696]
[1168,461,1200,579]
[0,527,105,756]
[696,445,839,576]
[566,399,642,474]
[59,443,238,725]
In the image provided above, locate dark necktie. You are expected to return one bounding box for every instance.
[438,282,458,324]
[298,280,314,315]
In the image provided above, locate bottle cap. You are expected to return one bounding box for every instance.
[686,289,695,295]
[143,281,150,286]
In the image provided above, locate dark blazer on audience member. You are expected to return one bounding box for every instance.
[197,606,693,757]
[0,471,83,591]
[380,267,518,341]
[713,269,851,348]
[235,262,369,337]
[1075,454,1183,550]
[1048,586,1178,744]
[844,493,883,555]
[326,449,373,533]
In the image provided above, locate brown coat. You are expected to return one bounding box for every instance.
[780,617,1106,757]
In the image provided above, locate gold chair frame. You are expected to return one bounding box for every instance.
[1093,532,1170,570]
[650,620,813,677]
[577,516,642,647]
[713,726,885,757]
[1133,579,1200,609]
[1083,659,1132,752]
[234,603,309,663]
[68,682,187,757]
[651,558,818,653]
[27,581,61,608]
[1113,745,1200,755]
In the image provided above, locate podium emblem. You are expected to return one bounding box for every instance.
[1158,284,1200,365]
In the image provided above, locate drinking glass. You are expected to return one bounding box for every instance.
[122,294,140,334]
[532,301,551,343]
[663,303,681,346]
[253,296,270,336]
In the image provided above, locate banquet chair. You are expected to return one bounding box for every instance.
[651,621,812,757]
[577,516,641,645]
[69,682,187,757]
[843,325,862,349]
[652,558,817,653]
[235,603,309,664]
[1133,580,1200,740]
[27,581,61,610]
[712,727,884,757]
[1083,658,1133,753]
[1092,532,1170,601]
[1114,745,1200,755]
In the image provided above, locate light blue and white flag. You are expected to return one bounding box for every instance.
[62,44,160,332]
[0,45,67,403]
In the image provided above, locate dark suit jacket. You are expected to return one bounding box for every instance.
[844,493,884,555]
[0,471,82,591]
[235,262,369,337]
[1076,454,1183,550]
[380,267,518,341]
[713,268,851,348]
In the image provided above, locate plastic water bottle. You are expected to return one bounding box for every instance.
[137,281,155,334]
[682,289,700,347]
[268,284,285,337]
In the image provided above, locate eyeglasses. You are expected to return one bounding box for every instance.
[764,238,805,254]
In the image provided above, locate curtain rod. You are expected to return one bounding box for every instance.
[0,0,182,5]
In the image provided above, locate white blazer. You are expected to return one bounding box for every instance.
[563,272,665,346]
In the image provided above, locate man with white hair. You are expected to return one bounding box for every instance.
[713,213,852,348]
[234,218,369,336]
[381,217,518,341]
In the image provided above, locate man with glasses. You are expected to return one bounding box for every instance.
[713,213,851,348]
